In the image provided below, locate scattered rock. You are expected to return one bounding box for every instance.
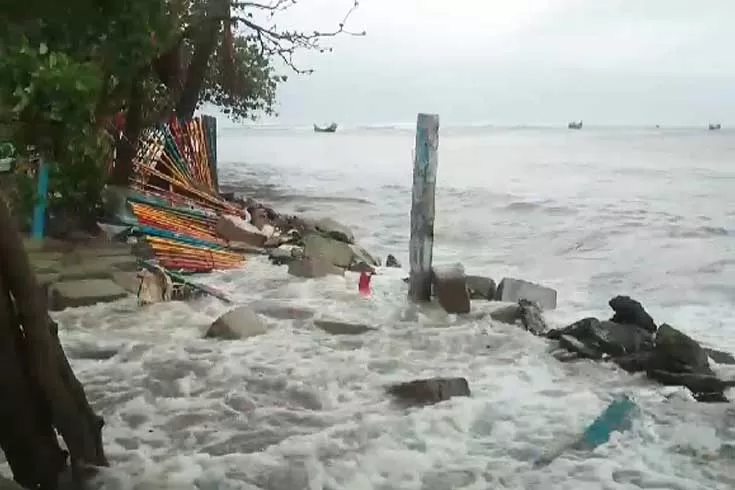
[49,279,129,311]
[387,377,471,405]
[466,275,496,300]
[287,257,345,278]
[551,349,582,363]
[304,233,354,268]
[489,303,521,324]
[385,254,401,268]
[518,299,548,336]
[314,320,375,335]
[704,348,735,365]
[215,214,268,247]
[608,295,657,333]
[495,277,557,310]
[228,241,268,255]
[268,246,303,266]
[314,217,354,244]
[205,306,268,340]
[431,263,470,314]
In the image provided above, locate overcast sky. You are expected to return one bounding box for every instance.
[217,0,735,126]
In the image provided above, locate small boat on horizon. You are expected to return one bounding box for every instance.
[568,120,583,130]
[708,123,722,131]
[314,122,338,133]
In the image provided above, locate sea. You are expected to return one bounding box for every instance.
[50,125,735,489]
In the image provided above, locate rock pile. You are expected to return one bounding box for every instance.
[494,294,735,403]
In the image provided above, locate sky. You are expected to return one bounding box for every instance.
[214,0,735,126]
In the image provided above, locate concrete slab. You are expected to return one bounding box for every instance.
[495,277,558,310]
[112,270,142,294]
[31,258,62,273]
[59,255,139,280]
[50,279,129,311]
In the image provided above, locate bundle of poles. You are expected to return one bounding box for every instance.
[126,115,246,273]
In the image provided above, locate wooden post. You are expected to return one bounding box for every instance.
[202,115,219,194]
[31,160,49,240]
[408,113,439,302]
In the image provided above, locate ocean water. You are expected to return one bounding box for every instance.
[50,126,735,488]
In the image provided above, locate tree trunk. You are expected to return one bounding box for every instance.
[175,0,229,120]
[0,195,108,489]
[108,76,145,187]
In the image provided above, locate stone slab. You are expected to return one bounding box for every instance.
[59,255,139,280]
[495,277,558,310]
[50,279,129,311]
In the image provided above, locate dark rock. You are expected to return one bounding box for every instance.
[287,257,345,278]
[559,334,603,359]
[489,303,521,324]
[314,320,375,335]
[647,370,734,402]
[693,392,730,403]
[518,299,548,336]
[608,295,657,333]
[549,317,653,358]
[495,277,557,310]
[385,254,401,268]
[466,275,496,300]
[431,264,470,314]
[704,348,735,365]
[205,306,268,340]
[546,317,600,340]
[314,217,355,244]
[611,352,654,373]
[649,323,712,375]
[387,377,470,406]
[590,321,654,356]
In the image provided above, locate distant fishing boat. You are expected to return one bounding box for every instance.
[313,122,338,133]
[708,123,722,131]
[568,120,583,130]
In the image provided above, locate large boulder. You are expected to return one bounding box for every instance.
[205,306,268,340]
[608,295,657,333]
[314,217,355,244]
[489,303,522,324]
[287,257,345,278]
[387,377,470,405]
[648,324,712,375]
[215,214,268,247]
[304,234,354,268]
[704,348,735,365]
[466,275,496,301]
[431,263,470,314]
[495,277,557,310]
[646,324,728,402]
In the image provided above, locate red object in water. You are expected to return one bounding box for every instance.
[358,271,373,297]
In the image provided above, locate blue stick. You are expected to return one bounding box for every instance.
[31,160,49,240]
